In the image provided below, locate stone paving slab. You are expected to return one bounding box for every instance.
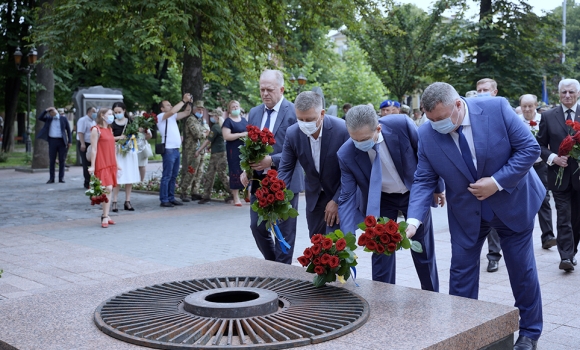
[1,165,580,349]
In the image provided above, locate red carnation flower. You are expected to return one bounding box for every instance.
[261,136,269,144]
[267,169,278,178]
[375,224,387,234]
[266,194,275,204]
[297,256,310,267]
[387,242,397,252]
[262,177,270,186]
[313,257,321,266]
[357,234,368,246]
[379,234,391,244]
[322,238,333,250]
[385,220,399,235]
[574,133,580,143]
[311,244,322,256]
[330,256,340,268]
[275,191,285,201]
[574,122,580,132]
[366,240,378,251]
[392,233,403,243]
[268,137,276,145]
[335,238,347,251]
[558,135,576,156]
[314,265,326,275]
[258,198,268,207]
[376,243,385,254]
[364,215,377,228]
[566,119,575,127]
[365,227,377,238]
[271,182,282,192]
[320,253,331,265]
[311,234,323,244]
[529,120,537,127]
[303,247,313,259]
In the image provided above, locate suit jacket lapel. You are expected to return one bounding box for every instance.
[354,148,372,183]
[557,107,568,134]
[272,100,287,136]
[318,117,333,177]
[469,107,489,179]
[299,131,316,175]
[250,104,264,127]
[432,130,474,181]
[381,128,403,177]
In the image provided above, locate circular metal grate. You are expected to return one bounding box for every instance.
[94,276,369,349]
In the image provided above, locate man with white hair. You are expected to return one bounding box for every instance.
[337,105,443,291]
[520,94,555,250]
[241,69,304,264]
[406,82,544,349]
[537,78,580,272]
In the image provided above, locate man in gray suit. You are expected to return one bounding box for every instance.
[278,91,350,237]
[241,69,304,264]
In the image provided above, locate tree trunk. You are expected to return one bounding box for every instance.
[2,77,21,153]
[180,15,204,178]
[476,0,492,69]
[32,44,54,169]
[17,112,25,140]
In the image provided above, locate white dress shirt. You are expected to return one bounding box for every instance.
[368,132,408,194]
[308,120,323,173]
[547,104,578,165]
[519,113,542,163]
[260,97,284,132]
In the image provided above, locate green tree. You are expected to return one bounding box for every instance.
[434,0,571,101]
[349,1,462,103]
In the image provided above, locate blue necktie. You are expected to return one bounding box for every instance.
[566,109,572,121]
[263,108,274,130]
[457,126,493,221]
[366,143,382,217]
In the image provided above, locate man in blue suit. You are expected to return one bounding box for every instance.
[278,91,350,237]
[241,69,304,264]
[337,105,443,291]
[37,107,72,184]
[406,82,543,350]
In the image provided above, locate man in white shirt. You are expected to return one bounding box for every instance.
[157,93,192,207]
[537,78,580,272]
[77,107,96,189]
[520,94,555,250]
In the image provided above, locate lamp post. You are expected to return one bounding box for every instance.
[14,47,38,153]
[289,74,307,93]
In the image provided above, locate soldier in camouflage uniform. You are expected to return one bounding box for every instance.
[180,100,208,202]
[196,112,231,204]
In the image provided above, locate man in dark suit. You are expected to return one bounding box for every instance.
[337,105,443,291]
[37,107,72,183]
[537,78,580,272]
[278,91,350,237]
[406,82,543,349]
[241,69,304,264]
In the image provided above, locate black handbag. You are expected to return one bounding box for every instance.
[155,119,167,155]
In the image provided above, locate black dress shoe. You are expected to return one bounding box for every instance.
[542,237,557,249]
[573,257,578,266]
[180,196,191,202]
[46,179,55,184]
[170,200,184,206]
[59,179,65,183]
[198,198,211,204]
[160,202,174,207]
[487,260,499,273]
[191,193,203,200]
[513,335,537,350]
[559,259,574,272]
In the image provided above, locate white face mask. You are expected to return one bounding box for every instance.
[297,116,321,136]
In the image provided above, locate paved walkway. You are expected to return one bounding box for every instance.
[1,165,579,349]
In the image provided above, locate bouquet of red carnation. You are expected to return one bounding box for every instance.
[239,125,275,173]
[555,120,580,187]
[85,175,109,206]
[251,169,298,253]
[142,112,158,128]
[298,230,358,288]
[357,215,422,256]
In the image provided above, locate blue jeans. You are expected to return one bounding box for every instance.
[160,148,180,203]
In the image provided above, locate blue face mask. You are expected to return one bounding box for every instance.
[353,132,377,152]
[194,112,203,119]
[91,113,97,120]
[105,115,115,124]
[114,113,124,119]
[53,114,59,120]
[430,106,459,134]
[210,117,217,124]
[477,92,491,97]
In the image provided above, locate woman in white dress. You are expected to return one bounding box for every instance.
[110,102,141,212]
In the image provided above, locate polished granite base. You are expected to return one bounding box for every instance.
[0,257,518,349]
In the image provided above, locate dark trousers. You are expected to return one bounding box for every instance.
[450,217,542,340]
[306,191,340,238]
[553,183,580,260]
[534,162,554,243]
[371,192,439,292]
[48,137,66,181]
[250,193,299,265]
[78,140,91,187]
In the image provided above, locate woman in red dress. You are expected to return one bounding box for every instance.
[88,108,119,228]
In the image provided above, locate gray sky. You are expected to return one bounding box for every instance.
[399,0,562,18]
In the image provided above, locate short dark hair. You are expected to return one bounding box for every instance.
[158,100,168,110]
[343,103,352,110]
